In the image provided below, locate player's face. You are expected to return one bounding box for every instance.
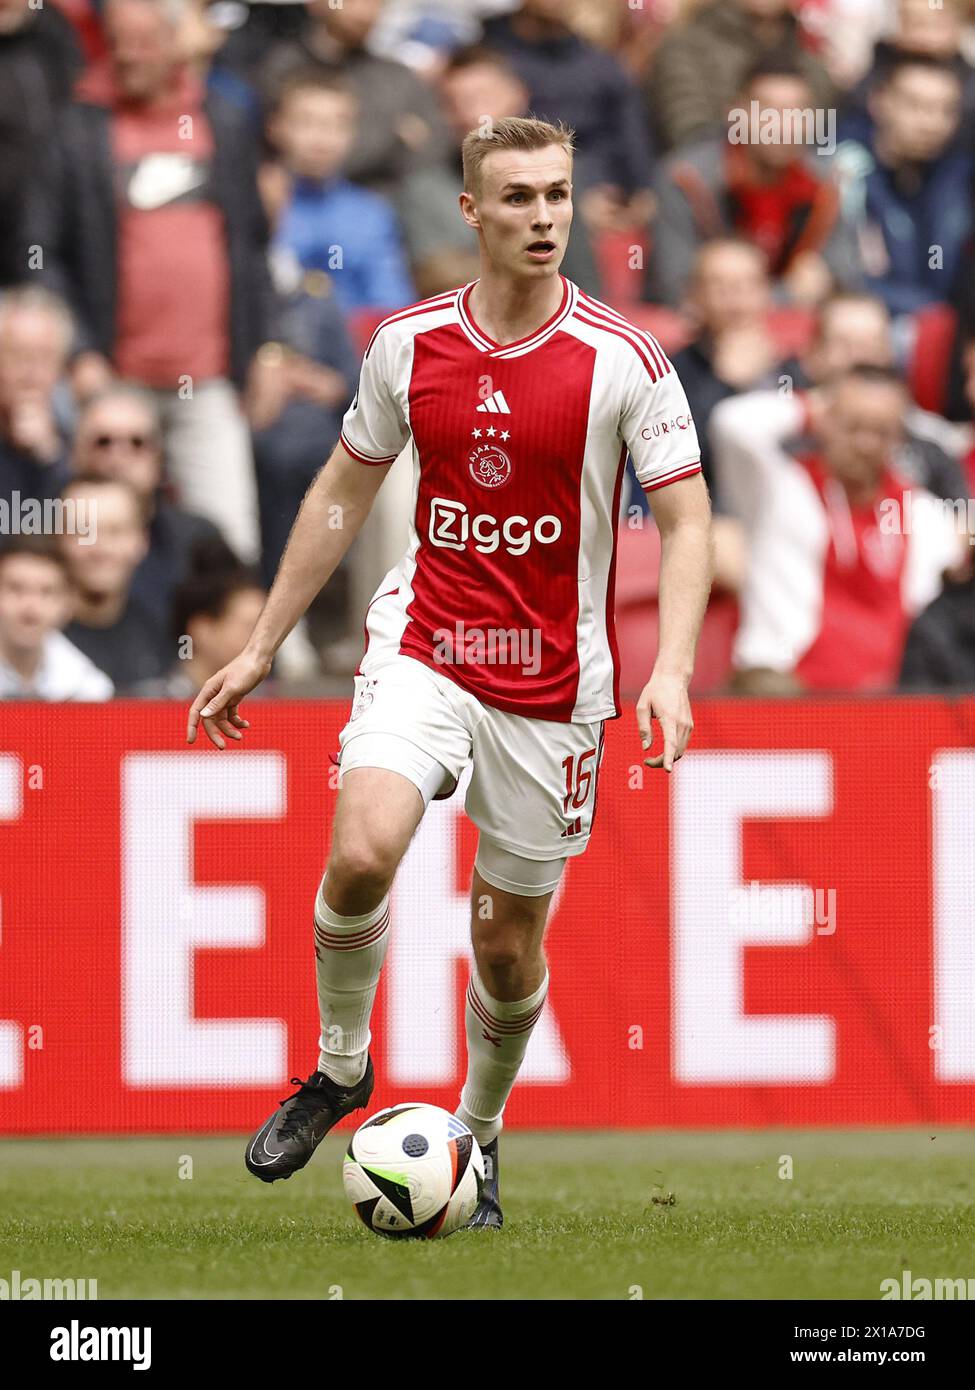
[821,381,905,491]
[75,401,162,498]
[0,556,70,653]
[466,145,573,280]
[59,486,147,597]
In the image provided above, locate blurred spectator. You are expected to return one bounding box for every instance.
[58,474,169,689]
[397,45,600,297]
[260,0,451,197]
[955,340,975,496]
[713,293,972,521]
[129,543,266,698]
[797,0,889,93]
[790,290,972,499]
[670,238,783,503]
[899,564,975,689]
[480,0,655,232]
[179,0,262,125]
[0,288,75,504]
[712,291,968,517]
[28,0,271,564]
[841,0,975,149]
[649,0,834,154]
[833,54,974,317]
[208,0,306,82]
[364,0,479,76]
[650,55,861,306]
[71,384,227,627]
[0,537,113,700]
[249,270,358,592]
[0,0,82,287]
[264,71,415,314]
[713,365,963,692]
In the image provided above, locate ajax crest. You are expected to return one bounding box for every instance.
[468,443,512,489]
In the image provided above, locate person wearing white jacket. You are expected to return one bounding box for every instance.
[709,366,965,691]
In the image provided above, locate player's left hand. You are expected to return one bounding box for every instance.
[637,671,693,773]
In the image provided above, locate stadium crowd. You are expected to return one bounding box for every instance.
[1,0,975,700]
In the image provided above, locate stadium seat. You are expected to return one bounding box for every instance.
[614,526,738,695]
[908,303,957,415]
[348,308,395,356]
[595,229,650,306]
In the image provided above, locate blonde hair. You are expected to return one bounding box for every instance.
[461,115,574,197]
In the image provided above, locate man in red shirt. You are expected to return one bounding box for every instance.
[32,0,275,566]
[651,54,861,306]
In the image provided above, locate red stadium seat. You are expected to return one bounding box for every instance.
[348,308,396,356]
[624,303,692,355]
[908,303,957,415]
[595,229,650,306]
[614,527,738,695]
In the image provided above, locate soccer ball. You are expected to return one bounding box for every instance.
[343,1103,484,1238]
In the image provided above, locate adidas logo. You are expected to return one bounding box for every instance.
[476,390,511,415]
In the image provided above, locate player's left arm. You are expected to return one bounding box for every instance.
[638,473,714,772]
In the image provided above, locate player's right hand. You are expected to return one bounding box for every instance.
[185,649,273,749]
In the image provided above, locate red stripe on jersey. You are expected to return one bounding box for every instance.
[340,431,398,465]
[607,444,627,715]
[354,586,400,677]
[641,462,702,491]
[578,293,671,378]
[364,291,458,359]
[574,309,660,383]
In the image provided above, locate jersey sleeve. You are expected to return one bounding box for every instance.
[339,327,410,465]
[619,338,703,491]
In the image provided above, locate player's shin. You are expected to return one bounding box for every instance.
[455,966,549,1146]
[313,874,390,1087]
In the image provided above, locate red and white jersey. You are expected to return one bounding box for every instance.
[340,276,701,721]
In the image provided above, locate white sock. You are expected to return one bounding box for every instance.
[313,875,390,1086]
[455,967,549,1147]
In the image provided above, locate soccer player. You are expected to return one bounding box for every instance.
[186,117,713,1228]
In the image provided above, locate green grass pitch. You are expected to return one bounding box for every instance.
[2,1130,973,1300]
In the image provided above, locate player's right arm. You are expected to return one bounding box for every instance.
[185,441,391,748]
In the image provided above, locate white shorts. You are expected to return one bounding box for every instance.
[337,655,607,863]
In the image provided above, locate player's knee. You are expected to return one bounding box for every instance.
[326,842,399,909]
[473,931,538,975]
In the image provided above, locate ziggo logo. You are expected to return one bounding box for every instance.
[428,497,562,555]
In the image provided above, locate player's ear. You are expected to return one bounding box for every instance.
[459,190,481,231]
